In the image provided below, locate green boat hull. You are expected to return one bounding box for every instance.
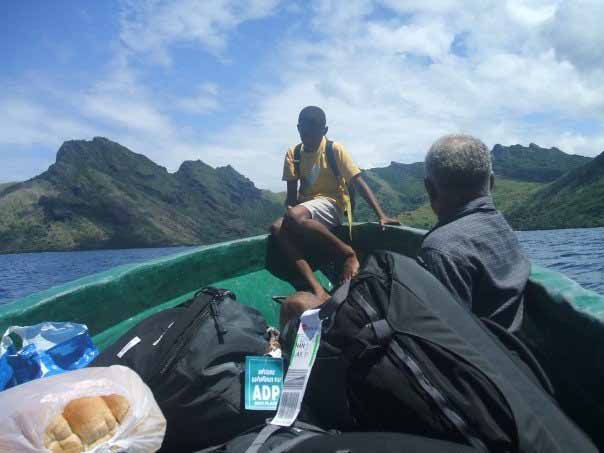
[1,223,603,447]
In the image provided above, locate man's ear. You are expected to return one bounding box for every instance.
[425,178,439,215]
[424,178,437,200]
[324,126,328,135]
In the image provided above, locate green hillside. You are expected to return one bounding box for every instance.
[354,143,595,230]
[394,178,544,230]
[355,156,546,229]
[492,143,591,182]
[355,162,426,222]
[0,182,17,192]
[508,151,604,229]
[0,138,282,253]
[0,139,599,253]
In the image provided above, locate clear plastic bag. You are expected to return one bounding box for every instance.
[0,365,166,452]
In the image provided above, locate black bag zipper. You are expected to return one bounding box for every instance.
[342,275,491,451]
[391,330,519,452]
[210,297,227,343]
[158,290,225,377]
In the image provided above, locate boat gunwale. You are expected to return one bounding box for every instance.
[1,223,602,338]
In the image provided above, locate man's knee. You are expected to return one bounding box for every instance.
[283,206,311,230]
[280,291,322,329]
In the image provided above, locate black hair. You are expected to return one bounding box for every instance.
[298,106,326,127]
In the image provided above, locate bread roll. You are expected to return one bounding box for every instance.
[44,394,130,452]
[44,414,83,453]
[101,394,129,423]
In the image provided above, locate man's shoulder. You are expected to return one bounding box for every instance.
[330,141,347,153]
[422,209,518,256]
[421,223,468,258]
[422,211,491,248]
[330,141,359,165]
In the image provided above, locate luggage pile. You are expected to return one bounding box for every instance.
[92,252,598,452]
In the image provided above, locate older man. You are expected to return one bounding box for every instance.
[419,134,530,330]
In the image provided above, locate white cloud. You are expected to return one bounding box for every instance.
[188,0,604,191]
[505,0,560,26]
[0,98,97,148]
[378,0,469,15]
[544,0,604,70]
[3,0,603,193]
[119,0,281,64]
[59,0,283,171]
[177,83,220,114]
[367,20,454,60]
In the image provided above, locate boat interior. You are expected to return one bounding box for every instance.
[1,223,603,448]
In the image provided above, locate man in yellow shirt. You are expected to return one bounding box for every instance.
[270,106,399,301]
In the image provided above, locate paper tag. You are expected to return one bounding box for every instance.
[116,336,141,358]
[245,356,283,411]
[271,308,322,426]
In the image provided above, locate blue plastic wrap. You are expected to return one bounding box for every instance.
[0,322,98,391]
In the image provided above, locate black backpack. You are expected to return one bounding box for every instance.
[289,432,481,453]
[293,140,357,213]
[285,251,596,452]
[195,421,329,453]
[197,426,480,453]
[94,287,273,451]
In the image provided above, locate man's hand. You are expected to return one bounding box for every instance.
[352,176,401,231]
[379,215,401,230]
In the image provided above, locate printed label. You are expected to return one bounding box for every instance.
[271,308,322,426]
[245,356,284,411]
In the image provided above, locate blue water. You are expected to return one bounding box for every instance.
[0,246,196,305]
[516,227,604,295]
[0,228,602,305]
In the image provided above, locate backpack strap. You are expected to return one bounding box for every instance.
[481,317,555,397]
[295,140,343,181]
[325,140,354,238]
[319,279,351,332]
[244,421,327,453]
[293,144,302,177]
[324,140,340,178]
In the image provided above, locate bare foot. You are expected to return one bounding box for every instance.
[340,253,360,283]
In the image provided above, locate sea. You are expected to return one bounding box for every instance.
[0,228,602,305]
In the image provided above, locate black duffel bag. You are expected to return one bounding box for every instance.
[94,287,273,451]
[285,251,596,453]
[197,423,479,453]
[196,421,329,453]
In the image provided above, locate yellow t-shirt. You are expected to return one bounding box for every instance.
[281,136,361,212]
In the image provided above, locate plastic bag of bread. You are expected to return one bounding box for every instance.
[0,365,166,452]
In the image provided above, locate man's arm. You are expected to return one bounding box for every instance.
[351,174,400,228]
[286,180,298,208]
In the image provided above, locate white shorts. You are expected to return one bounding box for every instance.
[299,198,342,229]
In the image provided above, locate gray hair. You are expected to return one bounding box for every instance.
[425,134,492,192]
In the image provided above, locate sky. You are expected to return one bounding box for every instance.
[1,0,603,191]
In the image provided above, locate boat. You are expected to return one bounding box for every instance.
[1,223,603,448]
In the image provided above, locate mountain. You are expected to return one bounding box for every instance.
[0,138,282,253]
[355,162,427,221]
[356,157,546,228]
[0,138,599,253]
[507,151,604,229]
[355,143,592,228]
[491,143,591,182]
